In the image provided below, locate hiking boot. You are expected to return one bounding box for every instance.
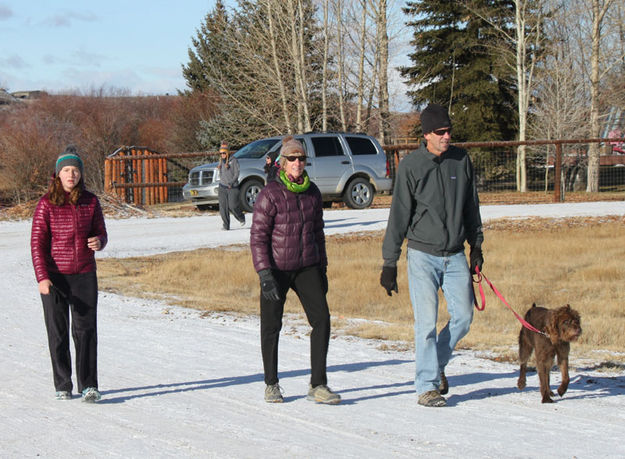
[264,383,284,403]
[307,384,341,405]
[439,371,448,395]
[418,390,446,407]
[55,390,72,400]
[81,387,101,403]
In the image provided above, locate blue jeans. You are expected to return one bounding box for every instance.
[407,248,474,395]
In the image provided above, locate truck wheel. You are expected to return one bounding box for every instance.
[240,178,264,212]
[343,178,374,209]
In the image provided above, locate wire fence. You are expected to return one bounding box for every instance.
[105,138,625,206]
[384,138,625,202]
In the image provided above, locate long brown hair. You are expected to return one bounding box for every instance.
[48,175,83,206]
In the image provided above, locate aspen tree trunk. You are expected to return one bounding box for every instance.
[265,0,293,134]
[375,0,391,145]
[586,0,614,192]
[322,0,329,131]
[515,0,528,192]
[336,0,347,131]
[296,0,312,132]
[355,0,368,132]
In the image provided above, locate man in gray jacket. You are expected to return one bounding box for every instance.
[380,104,484,407]
[217,142,246,230]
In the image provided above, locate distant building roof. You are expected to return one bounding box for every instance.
[0,88,18,105]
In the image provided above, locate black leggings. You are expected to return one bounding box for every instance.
[260,265,330,387]
[41,271,98,393]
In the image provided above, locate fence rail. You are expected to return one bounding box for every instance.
[104,138,625,206]
[383,137,625,202]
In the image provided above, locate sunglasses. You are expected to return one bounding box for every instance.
[431,128,452,136]
[284,155,307,162]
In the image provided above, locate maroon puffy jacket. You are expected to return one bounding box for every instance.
[31,190,108,282]
[250,179,327,273]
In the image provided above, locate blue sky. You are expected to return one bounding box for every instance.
[0,0,412,110]
[0,0,222,95]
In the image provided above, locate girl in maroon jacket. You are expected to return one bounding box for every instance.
[30,146,107,403]
[250,136,340,405]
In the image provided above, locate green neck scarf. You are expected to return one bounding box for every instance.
[280,169,310,193]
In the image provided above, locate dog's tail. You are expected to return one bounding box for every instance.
[524,303,537,320]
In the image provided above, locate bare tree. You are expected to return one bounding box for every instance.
[585,0,617,192]
[374,0,391,145]
[264,0,293,133]
[321,0,330,131]
[465,0,546,192]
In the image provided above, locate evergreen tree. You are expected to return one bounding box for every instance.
[182,0,330,148]
[401,0,517,142]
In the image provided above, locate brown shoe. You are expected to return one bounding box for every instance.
[418,390,446,407]
[439,371,448,395]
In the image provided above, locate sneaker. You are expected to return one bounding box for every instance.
[81,387,101,403]
[418,390,446,407]
[55,390,72,400]
[439,371,448,395]
[264,383,284,403]
[222,225,229,231]
[307,384,341,405]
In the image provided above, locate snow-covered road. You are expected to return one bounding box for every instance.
[1,201,624,458]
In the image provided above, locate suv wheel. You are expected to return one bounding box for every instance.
[343,177,374,209]
[240,178,264,212]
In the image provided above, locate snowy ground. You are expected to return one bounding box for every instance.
[1,201,625,458]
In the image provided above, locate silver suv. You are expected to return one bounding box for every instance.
[182,132,392,212]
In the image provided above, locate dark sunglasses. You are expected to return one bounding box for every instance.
[431,128,452,136]
[284,155,307,162]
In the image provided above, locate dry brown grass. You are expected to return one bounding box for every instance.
[98,215,625,364]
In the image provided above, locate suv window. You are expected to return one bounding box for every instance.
[234,138,280,159]
[311,136,345,157]
[345,136,378,155]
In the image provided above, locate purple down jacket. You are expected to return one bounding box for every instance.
[31,190,108,283]
[250,179,327,273]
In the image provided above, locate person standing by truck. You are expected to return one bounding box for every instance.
[217,141,246,230]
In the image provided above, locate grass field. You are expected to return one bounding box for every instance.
[97,214,625,366]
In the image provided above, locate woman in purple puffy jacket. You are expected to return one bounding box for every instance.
[30,146,107,403]
[250,136,341,405]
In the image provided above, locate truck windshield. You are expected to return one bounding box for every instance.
[233,139,280,159]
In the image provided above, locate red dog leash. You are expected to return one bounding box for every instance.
[472,266,546,336]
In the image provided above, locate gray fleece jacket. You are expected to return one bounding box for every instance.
[382,141,483,266]
[218,157,240,188]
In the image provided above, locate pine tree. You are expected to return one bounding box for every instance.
[401,0,517,143]
[182,0,331,148]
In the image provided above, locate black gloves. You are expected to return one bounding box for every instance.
[469,246,484,275]
[380,266,398,296]
[258,269,281,301]
[320,266,328,295]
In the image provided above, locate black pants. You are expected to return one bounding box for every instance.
[218,186,245,229]
[260,265,330,387]
[41,271,98,393]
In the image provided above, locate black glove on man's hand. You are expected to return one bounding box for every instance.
[469,246,484,275]
[380,266,398,296]
[320,266,328,295]
[258,269,281,302]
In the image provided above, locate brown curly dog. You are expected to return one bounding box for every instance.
[517,304,582,403]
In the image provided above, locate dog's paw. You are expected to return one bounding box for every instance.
[557,386,567,397]
[517,379,526,391]
[541,396,554,403]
